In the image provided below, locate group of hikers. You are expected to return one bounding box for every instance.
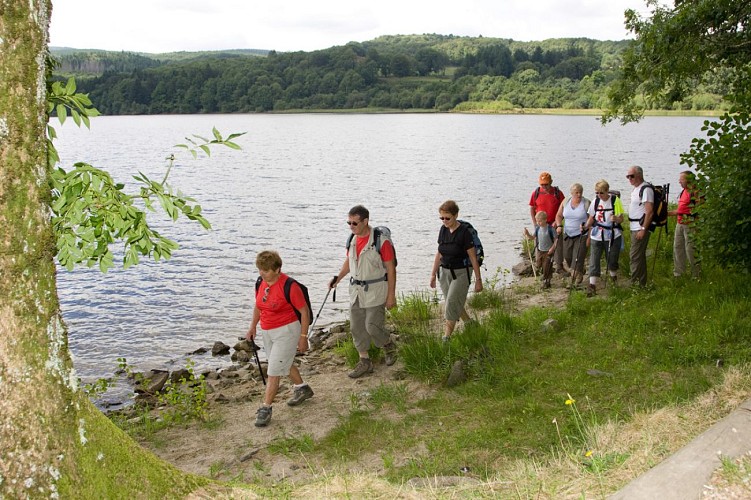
[244,165,700,427]
[525,166,700,296]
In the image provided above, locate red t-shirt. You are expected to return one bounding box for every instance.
[351,235,395,262]
[677,189,693,224]
[529,186,565,224]
[255,274,306,330]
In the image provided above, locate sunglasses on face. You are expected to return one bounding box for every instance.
[262,286,270,302]
[626,174,635,179]
[439,217,452,221]
[596,191,606,195]
[346,221,360,226]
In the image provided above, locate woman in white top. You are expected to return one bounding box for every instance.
[555,183,591,287]
[584,179,625,296]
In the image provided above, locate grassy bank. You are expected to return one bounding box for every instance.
[282,233,751,496]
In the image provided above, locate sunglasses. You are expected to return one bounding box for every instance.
[346,221,360,226]
[439,217,452,221]
[262,286,270,302]
[595,191,606,195]
[626,174,635,179]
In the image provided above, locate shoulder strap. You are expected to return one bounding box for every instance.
[548,226,555,240]
[255,275,262,293]
[533,186,540,201]
[282,277,294,306]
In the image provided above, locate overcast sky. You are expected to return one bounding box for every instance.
[50,0,649,53]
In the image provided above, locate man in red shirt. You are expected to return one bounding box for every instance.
[330,205,397,378]
[529,171,566,275]
[668,170,701,278]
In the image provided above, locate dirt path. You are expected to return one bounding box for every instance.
[138,273,578,483]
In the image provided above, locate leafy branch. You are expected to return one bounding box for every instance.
[47,76,245,271]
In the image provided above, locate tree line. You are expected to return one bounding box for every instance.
[52,34,725,115]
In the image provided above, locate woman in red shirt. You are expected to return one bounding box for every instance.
[246,250,313,427]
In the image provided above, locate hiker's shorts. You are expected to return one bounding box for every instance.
[260,321,300,376]
[438,267,471,321]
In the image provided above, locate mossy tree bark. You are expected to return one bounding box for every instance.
[1,4,218,497]
[0,1,83,497]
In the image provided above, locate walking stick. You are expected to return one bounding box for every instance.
[250,339,266,386]
[524,230,537,279]
[308,278,338,341]
[570,225,585,290]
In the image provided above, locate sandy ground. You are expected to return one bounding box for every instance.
[135,272,583,484]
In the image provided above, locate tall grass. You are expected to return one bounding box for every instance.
[310,243,751,490]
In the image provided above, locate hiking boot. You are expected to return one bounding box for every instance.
[383,342,397,366]
[254,406,272,427]
[542,280,552,289]
[287,384,314,406]
[586,284,597,297]
[348,358,373,378]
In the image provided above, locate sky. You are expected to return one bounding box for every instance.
[49,0,649,54]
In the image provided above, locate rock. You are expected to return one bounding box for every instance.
[446,360,466,387]
[233,339,254,353]
[213,393,230,404]
[330,323,347,334]
[541,318,559,332]
[212,341,231,356]
[512,261,534,277]
[231,350,251,363]
[135,370,169,394]
[204,371,219,381]
[170,368,191,383]
[190,346,209,355]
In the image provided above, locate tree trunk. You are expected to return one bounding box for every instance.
[0,1,81,497]
[0,3,212,498]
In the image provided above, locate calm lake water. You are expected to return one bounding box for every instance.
[54,113,708,391]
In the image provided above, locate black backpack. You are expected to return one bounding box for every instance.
[346,226,398,267]
[458,220,485,268]
[533,185,562,202]
[639,183,669,232]
[593,191,623,230]
[255,276,312,324]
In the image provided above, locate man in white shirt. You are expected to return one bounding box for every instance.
[626,166,654,286]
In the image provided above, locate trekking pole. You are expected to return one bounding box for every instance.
[651,225,663,281]
[570,224,585,290]
[524,231,537,279]
[238,337,266,386]
[308,276,338,340]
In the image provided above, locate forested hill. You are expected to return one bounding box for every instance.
[50,34,724,115]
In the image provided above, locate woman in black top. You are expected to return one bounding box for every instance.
[429,200,483,341]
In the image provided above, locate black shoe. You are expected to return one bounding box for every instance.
[255,406,272,427]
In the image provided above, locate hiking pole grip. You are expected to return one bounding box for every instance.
[329,275,339,302]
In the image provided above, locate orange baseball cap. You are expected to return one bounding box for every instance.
[539,171,552,184]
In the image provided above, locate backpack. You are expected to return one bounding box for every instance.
[255,275,313,324]
[458,220,485,268]
[534,225,556,250]
[593,191,623,230]
[639,183,669,232]
[346,226,398,266]
[533,185,562,202]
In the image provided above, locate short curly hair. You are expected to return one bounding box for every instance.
[256,250,282,271]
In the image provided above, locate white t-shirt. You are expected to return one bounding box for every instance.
[629,182,654,231]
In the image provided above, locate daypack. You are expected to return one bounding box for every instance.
[255,275,313,324]
[458,220,485,268]
[592,191,623,230]
[533,225,556,251]
[346,226,398,266]
[639,183,669,232]
[533,185,562,202]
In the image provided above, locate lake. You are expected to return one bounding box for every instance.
[53,113,708,390]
